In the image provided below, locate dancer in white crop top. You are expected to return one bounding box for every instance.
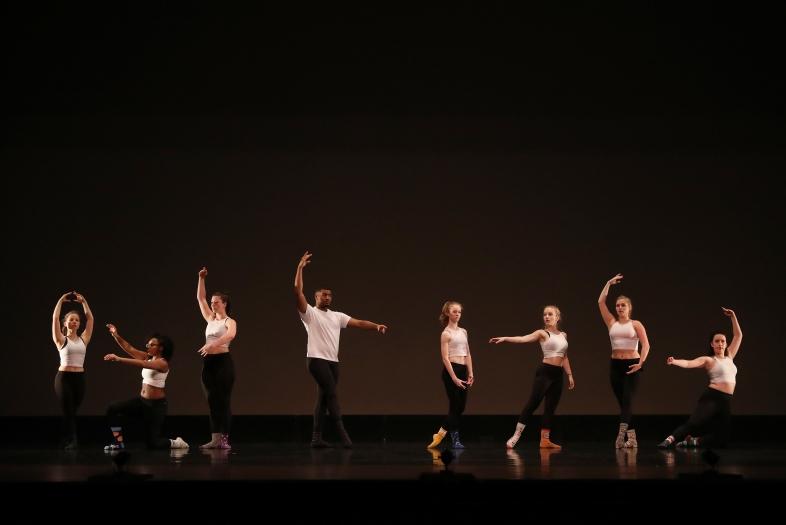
[196,267,238,450]
[103,324,188,451]
[427,301,475,450]
[659,307,742,449]
[490,305,575,450]
[598,274,651,449]
[51,291,94,449]
[295,251,388,448]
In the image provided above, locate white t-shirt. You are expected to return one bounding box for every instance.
[299,304,351,362]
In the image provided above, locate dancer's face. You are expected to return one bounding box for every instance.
[615,300,630,319]
[315,289,333,309]
[448,305,462,324]
[145,338,162,357]
[543,307,559,328]
[711,334,727,356]
[210,296,226,314]
[64,313,80,333]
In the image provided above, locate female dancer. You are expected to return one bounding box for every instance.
[427,301,474,450]
[598,274,651,448]
[196,267,237,449]
[490,305,574,449]
[52,291,94,449]
[658,308,741,449]
[103,324,189,450]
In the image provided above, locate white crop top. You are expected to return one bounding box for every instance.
[59,336,86,368]
[445,328,468,358]
[142,363,169,388]
[205,317,231,348]
[708,356,737,385]
[609,321,639,351]
[540,331,568,359]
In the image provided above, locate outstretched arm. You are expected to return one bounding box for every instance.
[666,356,712,369]
[723,307,743,359]
[293,251,311,314]
[106,324,149,361]
[74,293,94,344]
[441,331,466,390]
[51,292,70,348]
[489,330,545,345]
[628,320,650,374]
[196,267,212,322]
[598,274,622,328]
[346,318,387,334]
[104,354,168,372]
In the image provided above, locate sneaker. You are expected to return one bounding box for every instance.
[170,437,190,449]
[657,439,673,449]
[104,443,124,451]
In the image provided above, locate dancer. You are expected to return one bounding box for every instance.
[598,274,651,448]
[103,324,188,450]
[294,251,388,448]
[52,291,94,449]
[490,305,574,449]
[658,308,742,449]
[196,267,237,449]
[427,301,474,450]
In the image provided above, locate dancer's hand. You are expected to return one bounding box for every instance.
[489,337,506,344]
[607,274,623,286]
[467,374,475,387]
[106,324,118,337]
[666,356,675,365]
[376,324,387,334]
[298,251,312,269]
[104,353,120,362]
[452,377,467,390]
[567,374,575,389]
[199,267,208,278]
[721,307,736,318]
[627,362,642,374]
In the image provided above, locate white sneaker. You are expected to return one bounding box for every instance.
[170,437,190,449]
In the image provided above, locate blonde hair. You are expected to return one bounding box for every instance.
[439,301,462,327]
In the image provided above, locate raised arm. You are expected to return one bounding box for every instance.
[723,307,743,359]
[346,318,387,334]
[106,324,149,361]
[598,274,623,328]
[489,330,546,345]
[627,320,650,374]
[666,356,712,369]
[74,292,94,344]
[104,354,169,372]
[293,251,311,314]
[441,331,466,390]
[196,267,212,322]
[51,292,70,348]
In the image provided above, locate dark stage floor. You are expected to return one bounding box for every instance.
[2,442,785,482]
[2,441,784,520]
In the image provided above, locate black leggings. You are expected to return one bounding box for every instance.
[610,359,641,425]
[54,371,85,443]
[671,388,732,447]
[518,363,564,429]
[441,363,468,432]
[106,396,170,449]
[201,353,235,434]
[308,358,341,433]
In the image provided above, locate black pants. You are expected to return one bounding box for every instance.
[441,363,468,432]
[308,358,342,433]
[201,353,235,434]
[518,363,564,428]
[610,359,640,425]
[671,388,732,447]
[106,396,170,449]
[54,371,85,444]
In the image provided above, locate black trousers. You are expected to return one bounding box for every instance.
[610,358,641,426]
[441,363,468,431]
[201,353,235,433]
[518,363,564,428]
[106,396,170,449]
[54,371,85,444]
[671,387,733,447]
[308,357,342,433]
